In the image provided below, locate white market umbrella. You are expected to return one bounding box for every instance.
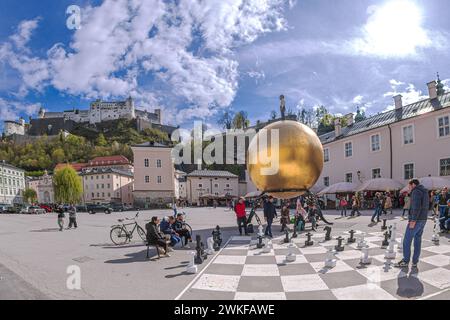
[356,178,404,192]
[400,176,450,193]
[318,182,359,195]
[244,190,263,198]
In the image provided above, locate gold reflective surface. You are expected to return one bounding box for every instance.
[247,120,324,199]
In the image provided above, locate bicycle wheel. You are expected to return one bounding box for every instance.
[184,223,193,235]
[136,225,147,242]
[110,226,129,245]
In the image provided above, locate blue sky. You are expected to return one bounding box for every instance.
[0,0,449,131]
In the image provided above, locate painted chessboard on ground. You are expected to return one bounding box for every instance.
[177,230,450,300]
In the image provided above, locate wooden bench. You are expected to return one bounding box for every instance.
[146,237,171,259]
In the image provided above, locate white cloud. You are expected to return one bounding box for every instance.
[0,98,41,122]
[383,79,428,111]
[1,0,290,124]
[352,95,363,104]
[352,0,433,57]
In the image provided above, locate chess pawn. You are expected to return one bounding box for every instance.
[205,237,215,255]
[186,251,198,274]
[431,220,440,245]
[286,243,296,262]
[262,239,271,253]
[324,248,337,268]
[360,246,372,265]
[384,237,396,259]
[356,233,366,250]
[258,224,264,237]
[397,237,403,253]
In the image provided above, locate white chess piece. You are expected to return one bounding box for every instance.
[205,237,215,255]
[286,243,296,262]
[186,251,198,274]
[397,236,403,253]
[384,225,397,259]
[324,248,337,268]
[258,224,264,237]
[262,238,271,253]
[356,232,366,250]
[360,246,372,265]
[431,218,440,245]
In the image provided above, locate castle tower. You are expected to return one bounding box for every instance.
[127,96,136,119]
[38,107,45,119]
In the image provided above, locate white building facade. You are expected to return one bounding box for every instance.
[28,172,54,204]
[0,161,25,205]
[315,79,450,191]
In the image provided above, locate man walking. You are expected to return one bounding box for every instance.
[263,196,277,238]
[67,204,78,229]
[395,179,429,268]
[234,197,248,236]
[57,205,65,231]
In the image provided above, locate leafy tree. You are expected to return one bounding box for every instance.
[23,188,37,204]
[232,111,249,129]
[53,166,83,204]
[96,133,107,147]
[217,110,234,130]
[51,148,65,163]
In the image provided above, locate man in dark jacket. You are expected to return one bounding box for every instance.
[263,196,277,238]
[145,217,170,257]
[395,179,429,268]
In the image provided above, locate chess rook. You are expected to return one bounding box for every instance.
[335,236,344,251]
[305,232,314,246]
[347,230,356,244]
[381,219,387,230]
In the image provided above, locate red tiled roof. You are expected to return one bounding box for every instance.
[55,163,88,172]
[88,155,130,166]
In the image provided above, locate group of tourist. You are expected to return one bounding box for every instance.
[370,192,394,222]
[145,214,192,257]
[56,204,78,231]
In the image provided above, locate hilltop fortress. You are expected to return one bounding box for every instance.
[3,97,168,138]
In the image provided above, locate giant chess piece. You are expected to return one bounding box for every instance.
[335,236,345,252]
[381,219,387,230]
[324,248,337,268]
[200,240,208,260]
[292,217,298,238]
[262,238,272,253]
[360,246,372,265]
[205,237,215,255]
[431,218,440,245]
[382,231,390,247]
[384,227,396,259]
[305,232,314,246]
[212,225,222,251]
[194,235,204,264]
[356,232,367,250]
[397,236,403,253]
[284,229,290,243]
[324,226,332,241]
[286,242,296,262]
[186,251,198,274]
[347,230,356,244]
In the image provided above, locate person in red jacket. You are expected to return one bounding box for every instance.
[234,197,248,236]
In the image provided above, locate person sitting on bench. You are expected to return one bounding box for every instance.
[174,214,192,246]
[145,216,171,257]
[160,216,181,247]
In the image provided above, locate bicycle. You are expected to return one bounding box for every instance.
[110,212,147,245]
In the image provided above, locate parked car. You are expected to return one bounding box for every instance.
[87,204,112,214]
[76,205,88,212]
[109,203,133,212]
[0,203,8,213]
[21,206,46,214]
[39,204,53,213]
[6,205,22,214]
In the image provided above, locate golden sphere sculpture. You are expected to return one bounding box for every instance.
[247,120,324,199]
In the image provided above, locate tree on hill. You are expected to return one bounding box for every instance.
[23,188,37,204]
[217,110,234,130]
[53,166,83,204]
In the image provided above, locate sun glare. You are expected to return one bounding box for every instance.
[359,0,431,56]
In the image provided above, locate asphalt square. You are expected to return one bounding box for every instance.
[277,263,317,276]
[356,265,408,283]
[319,270,369,289]
[221,249,248,256]
[242,264,280,277]
[331,283,396,300]
[234,292,286,300]
[423,244,450,254]
[192,274,241,292]
[213,255,247,265]
[281,274,329,292]
[245,255,277,265]
[414,268,450,289]
[237,276,284,292]
[335,250,365,260]
[299,246,328,255]
[379,275,443,300]
[275,254,308,265]
[310,260,354,274]
[247,249,275,256]
[421,254,450,267]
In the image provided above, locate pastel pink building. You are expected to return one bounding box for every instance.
[316,79,450,190]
